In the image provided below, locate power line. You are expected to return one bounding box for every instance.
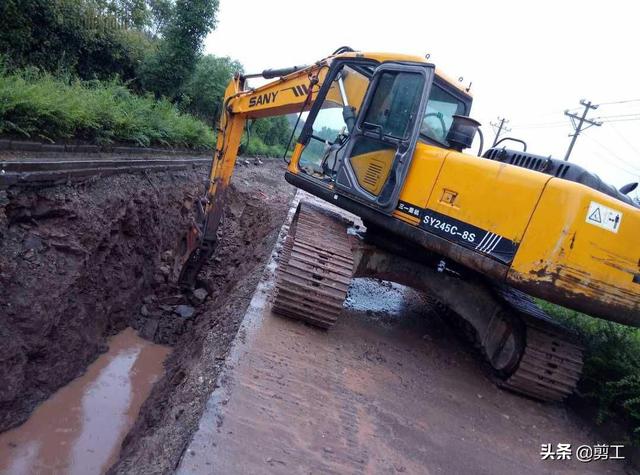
[564,99,602,161]
[597,98,640,106]
[490,117,510,145]
[511,122,567,129]
[595,112,640,120]
[582,134,640,176]
[600,117,640,123]
[609,122,640,157]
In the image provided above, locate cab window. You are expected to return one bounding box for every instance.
[362,71,424,139]
[420,83,467,146]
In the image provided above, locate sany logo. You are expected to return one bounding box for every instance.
[247,84,311,108]
[249,92,279,108]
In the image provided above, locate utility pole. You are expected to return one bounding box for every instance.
[564,99,602,161]
[490,117,511,146]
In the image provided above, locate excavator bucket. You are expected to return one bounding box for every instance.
[173,222,204,288]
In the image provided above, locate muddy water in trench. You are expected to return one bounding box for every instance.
[0,328,170,475]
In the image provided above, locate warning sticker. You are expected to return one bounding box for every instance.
[586,201,622,233]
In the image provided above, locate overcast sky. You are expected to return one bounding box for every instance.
[204,0,640,196]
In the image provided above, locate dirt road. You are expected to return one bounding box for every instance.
[177,197,626,475]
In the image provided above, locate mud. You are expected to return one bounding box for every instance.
[180,272,627,475]
[0,328,169,474]
[0,158,294,448]
[0,162,204,432]
[107,161,294,474]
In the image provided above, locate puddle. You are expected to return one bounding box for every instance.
[346,278,412,316]
[0,328,170,475]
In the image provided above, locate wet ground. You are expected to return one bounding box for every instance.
[177,197,628,475]
[1,162,634,474]
[0,158,296,473]
[0,328,169,474]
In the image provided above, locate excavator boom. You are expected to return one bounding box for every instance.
[175,58,330,286]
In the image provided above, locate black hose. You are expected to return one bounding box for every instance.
[476,127,484,156]
[493,137,528,152]
[332,46,355,55]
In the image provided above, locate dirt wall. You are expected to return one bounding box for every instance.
[0,166,205,431]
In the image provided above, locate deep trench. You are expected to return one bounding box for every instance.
[0,160,294,473]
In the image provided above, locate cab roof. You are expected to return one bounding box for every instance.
[336,50,472,97]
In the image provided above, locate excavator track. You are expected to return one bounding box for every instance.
[272,202,354,329]
[273,202,583,400]
[428,288,583,402]
[496,287,584,402]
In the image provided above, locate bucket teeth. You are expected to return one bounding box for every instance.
[272,202,354,329]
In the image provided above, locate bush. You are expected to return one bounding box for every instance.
[539,301,640,442]
[0,67,215,149]
[242,135,286,158]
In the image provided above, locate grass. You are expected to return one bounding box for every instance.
[0,67,215,149]
[539,300,640,443]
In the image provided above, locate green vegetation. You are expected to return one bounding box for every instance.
[0,0,292,155]
[0,67,214,148]
[0,0,158,83]
[139,0,219,99]
[181,55,243,121]
[540,301,640,442]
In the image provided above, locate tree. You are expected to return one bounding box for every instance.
[139,0,218,99]
[0,0,154,81]
[252,116,292,147]
[181,55,242,123]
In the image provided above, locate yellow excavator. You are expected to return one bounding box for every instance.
[176,47,639,402]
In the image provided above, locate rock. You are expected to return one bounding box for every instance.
[24,235,44,251]
[140,304,150,317]
[152,273,166,287]
[175,304,195,319]
[159,265,171,276]
[143,294,156,304]
[243,159,250,166]
[162,250,173,262]
[139,319,159,340]
[159,304,173,312]
[193,288,208,303]
[158,294,184,305]
[254,157,263,165]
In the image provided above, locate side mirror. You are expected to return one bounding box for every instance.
[446,115,481,152]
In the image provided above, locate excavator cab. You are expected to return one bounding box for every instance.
[291,58,472,214]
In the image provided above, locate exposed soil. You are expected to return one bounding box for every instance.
[3,154,634,474]
[108,161,294,474]
[0,158,294,445]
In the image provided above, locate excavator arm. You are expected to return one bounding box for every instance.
[175,58,333,287]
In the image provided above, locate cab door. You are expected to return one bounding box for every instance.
[335,63,434,213]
